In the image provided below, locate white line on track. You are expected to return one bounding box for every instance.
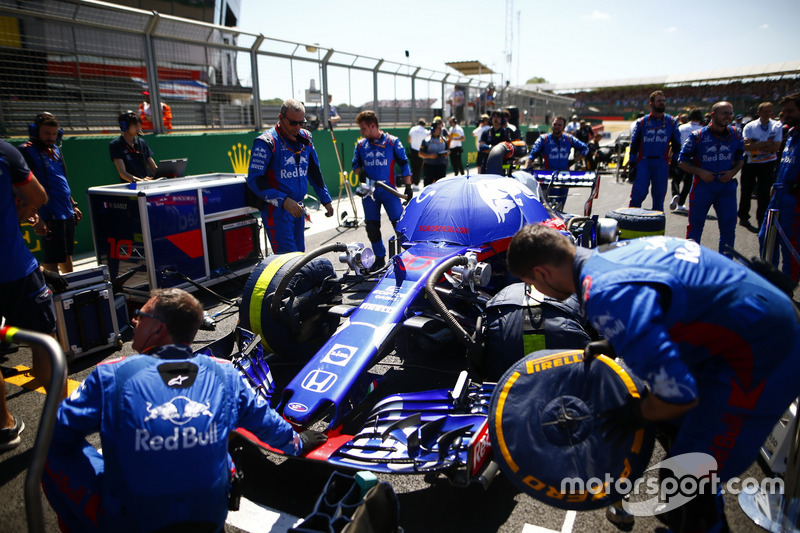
[225,496,300,532]
[521,510,577,533]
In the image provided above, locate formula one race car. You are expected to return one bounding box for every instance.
[200,143,621,488]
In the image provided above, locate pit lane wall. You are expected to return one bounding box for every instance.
[10,125,508,259]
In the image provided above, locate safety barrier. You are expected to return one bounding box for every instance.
[0,327,67,533]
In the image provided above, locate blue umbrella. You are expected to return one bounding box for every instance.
[396,174,551,246]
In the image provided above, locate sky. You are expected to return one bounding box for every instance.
[235,0,800,105]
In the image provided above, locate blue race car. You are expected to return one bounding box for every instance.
[201,143,619,486]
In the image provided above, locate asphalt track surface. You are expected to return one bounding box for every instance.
[0,126,783,532]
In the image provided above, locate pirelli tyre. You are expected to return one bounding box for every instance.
[240,253,341,358]
[489,349,655,511]
[605,207,666,240]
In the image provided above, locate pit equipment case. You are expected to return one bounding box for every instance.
[87,174,262,300]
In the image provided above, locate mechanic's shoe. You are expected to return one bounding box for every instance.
[0,416,25,452]
[0,341,19,355]
[738,218,752,228]
[669,194,679,211]
[675,205,688,213]
[606,499,634,527]
[369,256,386,273]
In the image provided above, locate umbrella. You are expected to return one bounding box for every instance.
[396,174,551,246]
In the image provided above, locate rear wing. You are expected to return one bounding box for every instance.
[530,170,600,216]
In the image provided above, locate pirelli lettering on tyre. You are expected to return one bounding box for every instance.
[524,350,584,375]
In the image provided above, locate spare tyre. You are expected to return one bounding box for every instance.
[489,349,655,510]
[240,253,341,358]
[605,207,665,239]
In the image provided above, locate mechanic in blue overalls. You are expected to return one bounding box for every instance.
[628,90,682,212]
[18,112,82,275]
[247,99,334,254]
[507,225,800,533]
[526,115,590,208]
[678,101,744,255]
[352,110,412,271]
[42,288,327,533]
[759,92,800,280]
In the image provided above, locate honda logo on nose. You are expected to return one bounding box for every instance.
[301,370,337,393]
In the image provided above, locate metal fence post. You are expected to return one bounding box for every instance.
[373,60,383,116]
[250,34,265,130]
[143,11,163,134]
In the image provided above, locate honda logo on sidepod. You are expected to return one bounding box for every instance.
[301,370,337,393]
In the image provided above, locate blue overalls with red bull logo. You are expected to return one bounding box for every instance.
[247,126,332,253]
[528,133,590,171]
[575,237,800,530]
[759,126,800,280]
[42,345,302,533]
[628,113,681,211]
[678,125,744,254]
[352,132,411,259]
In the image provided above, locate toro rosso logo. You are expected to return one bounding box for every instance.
[321,344,357,366]
[287,402,309,413]
[144,396,213,426]
[474,180,519,224]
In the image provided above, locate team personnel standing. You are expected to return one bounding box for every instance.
[628,90,682,211]
[0,140,62,451]
[42,288,327,532]
[139,91,172,132]
[478,110,514,173]
[18,112,82,274]
[670,108,705,213]
[678,101,744,255]
[447,116,465,175]
[327,94,341,128]
[759,92,800,280]
[738,102,783,229]
[246,99,334,254]
[472,114,491,173]
[110,111,157,183]
[352,110,412,271]
[407,118,428,185]
[506,225,800,533]
[526,115,590,171]
[419,118,450,185]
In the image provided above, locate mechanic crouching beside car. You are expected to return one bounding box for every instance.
[42,288,327,532]
[506,224,800,533]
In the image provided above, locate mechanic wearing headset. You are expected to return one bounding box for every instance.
[526,115,590,171]
[246,98,334,254]
[478,110,514,173]
[507,224,800,533]
[352,110,412,272]
[109,111,157,183]
[628,90,682,212]
[43,288,327,532]
[18,112,82,274]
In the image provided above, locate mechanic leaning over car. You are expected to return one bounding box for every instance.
[507,224,800,533]
[246,98,334,254]
[628,90,682,212]
[352,110,413,272]
[42,288,328,533]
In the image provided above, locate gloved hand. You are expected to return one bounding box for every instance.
[299,429,328,453]
[404,184,413,205]
[41,268,68,293]
[598,387,649,446]
[583,339,615,364]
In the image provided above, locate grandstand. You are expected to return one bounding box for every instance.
[520,61,800,120]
